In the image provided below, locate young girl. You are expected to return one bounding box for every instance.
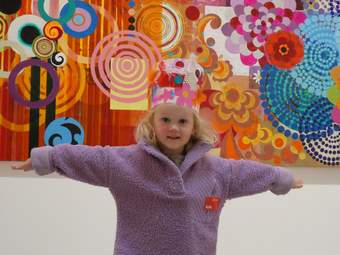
[12,58,303,255]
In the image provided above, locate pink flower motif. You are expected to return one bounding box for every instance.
[162,89,174,102]
[153,88,174,104]
[175,83,196,107]
[222,0,306,67]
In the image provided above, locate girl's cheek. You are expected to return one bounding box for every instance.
[159,125,168,132]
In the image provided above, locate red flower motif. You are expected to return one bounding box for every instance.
[264,31,304,70]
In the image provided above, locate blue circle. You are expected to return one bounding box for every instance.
[284,130,291,137]
[277,126,285,132]
[128,1,135,8]
[44,117,85,146]
[261,101,268,108]
[292,133,299,140]
[60,0,98,38]
[264,108,271,115]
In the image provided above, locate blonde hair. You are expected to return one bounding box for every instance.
[134,106,219,152]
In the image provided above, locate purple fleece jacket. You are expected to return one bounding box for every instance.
[31,139,293,255]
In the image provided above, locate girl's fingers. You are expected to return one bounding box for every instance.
[292,179,304,189]
[11,165,22,170]
[11,159,33,171]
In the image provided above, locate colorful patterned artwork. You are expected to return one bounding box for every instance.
[0,0,339,167]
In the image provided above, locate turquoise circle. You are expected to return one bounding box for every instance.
[290,70,297,78]
[315,88,322,96]
[38,0,76,23]
[74,15,83,25]
[174,75,183,84]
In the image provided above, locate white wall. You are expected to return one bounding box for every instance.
[1,162,340,255]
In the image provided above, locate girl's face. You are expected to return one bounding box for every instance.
[153,103,195,155]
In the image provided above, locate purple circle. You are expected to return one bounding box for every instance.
[8,59,59,108]
[222,23,233,37]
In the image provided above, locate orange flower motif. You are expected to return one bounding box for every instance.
[264,31,304,70]
[211,57,233,82]
[202,83,260,160]
[192,88,207,106]
[209,83,259,132]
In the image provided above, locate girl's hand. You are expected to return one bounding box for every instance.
[11,158,33,172]
[292,178,304,189]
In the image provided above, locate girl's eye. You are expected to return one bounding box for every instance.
[161,117,170,123]
[179,119,187,124]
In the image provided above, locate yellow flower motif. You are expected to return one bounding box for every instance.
[183,91,190,98]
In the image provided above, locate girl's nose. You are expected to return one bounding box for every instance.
[169,124,179,131]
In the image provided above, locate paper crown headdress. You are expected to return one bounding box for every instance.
[149,58,204,111]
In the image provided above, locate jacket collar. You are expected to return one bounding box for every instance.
[137,139,212,176]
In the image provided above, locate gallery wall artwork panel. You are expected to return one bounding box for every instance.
[0,0,339,167]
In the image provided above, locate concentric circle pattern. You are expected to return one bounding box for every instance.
[32,36,56,59]
[260,65,334,136]
[90,31,162,103]
[136,3,183,52]
[58,3,119,64]
[260,64,339,165]
[293,14,340,97]
[60,0,98,38]
[301,124,340,166]
[43,21,64,40]
[0,14,7,39]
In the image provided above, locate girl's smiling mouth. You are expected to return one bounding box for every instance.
[167,136,180,139]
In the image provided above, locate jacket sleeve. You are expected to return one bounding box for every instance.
[31,144,112,187]
[227,159,294,199]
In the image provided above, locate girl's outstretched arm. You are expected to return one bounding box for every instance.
[226,159,303,199]
[12,145,113,187]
